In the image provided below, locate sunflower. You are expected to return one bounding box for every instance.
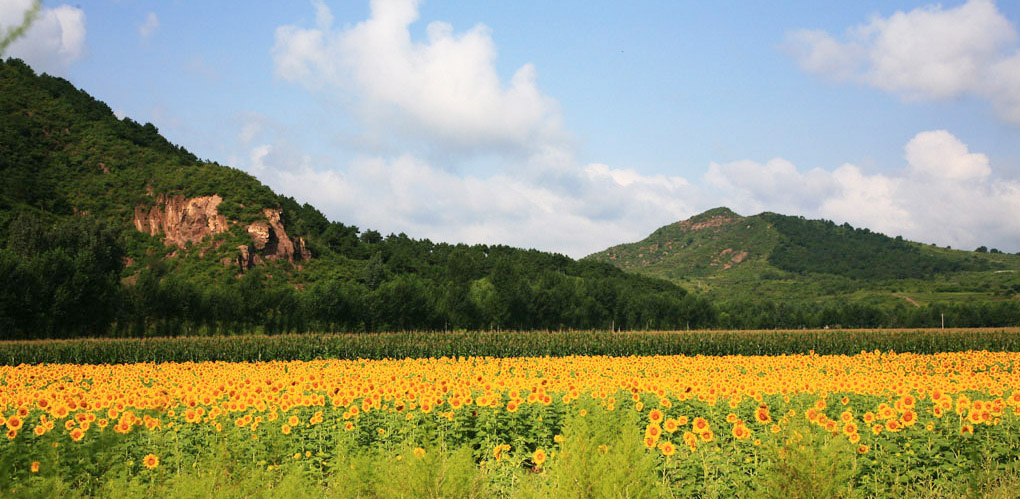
[6,416,22,431]
[533,449,547,467]
[30,461,39,473]
[143,454,159,470]
[413,447,426,459]
[281,424,291,435]
[900,410,917,427]
[692,417,709,434]
[663,418,679,433]
[659,441,676,457]
[649,409,664,424]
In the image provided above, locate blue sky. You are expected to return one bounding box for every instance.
[3,0,1019,256]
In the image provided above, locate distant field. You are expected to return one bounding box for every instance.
[2,328,1019,365]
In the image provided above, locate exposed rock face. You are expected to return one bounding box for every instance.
[244,208,307,263]
[134,194,228,248]
[135,193,311,271]
[676,214,738,232]
[297,237,312,261]
[246,221,271,250]
[235,244,263,271]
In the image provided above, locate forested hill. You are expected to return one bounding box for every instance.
[0,57,714,338]
[588,208,1020,325]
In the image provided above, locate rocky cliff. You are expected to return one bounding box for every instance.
[135,195,310,271]
[234,208,312,270]
[133,194,228,248]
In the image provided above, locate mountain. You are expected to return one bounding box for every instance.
[2,57,1016,336]
[0,57,713,338]
[587,207,1020,311]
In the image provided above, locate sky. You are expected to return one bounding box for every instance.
[2,0,1019,257]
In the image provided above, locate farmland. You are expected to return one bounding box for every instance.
[3,331,1020,497]
[2,328,1020,365]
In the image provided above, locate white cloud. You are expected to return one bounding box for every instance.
[782,29,865,82]
[272,0,564,155]
[904,130,990,180]
[259,0,701,256]
[706,130,1020,252]
[312,0,333,30]
[0,0,86,76]
[250,2,1020,256]
[784,0,1020,123]
[233,140,700,257]
[138,12,159,40]
[705,158,839,216]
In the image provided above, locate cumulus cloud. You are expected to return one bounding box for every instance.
[707,130,1020,252]
[232,135,701,257]
[138,12,159,40]
[253,2,1020,256]
[0,0,86,76]
[784,0,1020,123]
[272,0,564,155]
[237,118,1019,256]
[257,0,703,256]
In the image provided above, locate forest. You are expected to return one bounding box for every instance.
[2,210,1018,339]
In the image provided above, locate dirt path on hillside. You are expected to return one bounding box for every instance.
[894,294,921,308]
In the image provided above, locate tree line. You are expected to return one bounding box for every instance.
[2,213,1017,340]
[0,213,718,339]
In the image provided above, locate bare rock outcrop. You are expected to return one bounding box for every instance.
[676,214,737,232]
[133,194,228,248]
[135,193,312,271]
[234,244,263,271]
[244,208,307,263]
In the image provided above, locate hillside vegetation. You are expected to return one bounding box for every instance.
[0,57,713,338]
[588,208,1020,328]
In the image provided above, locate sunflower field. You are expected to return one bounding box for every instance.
[2,349,1020,497]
